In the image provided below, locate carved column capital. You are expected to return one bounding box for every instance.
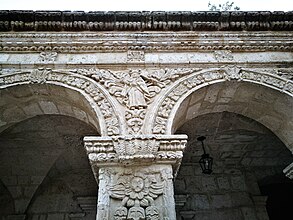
[84,134,187,178]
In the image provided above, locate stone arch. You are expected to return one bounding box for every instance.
[0,69,126,136]
[148,68,293,152]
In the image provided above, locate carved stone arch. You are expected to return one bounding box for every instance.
[0,68,126,136]
[148,67,293,151]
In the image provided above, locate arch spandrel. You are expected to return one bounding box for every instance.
[147,67,293,151]
[0,68,126,136]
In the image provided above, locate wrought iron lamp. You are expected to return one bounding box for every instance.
[197,136,213,174]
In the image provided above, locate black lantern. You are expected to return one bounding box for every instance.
[197,136,213,174]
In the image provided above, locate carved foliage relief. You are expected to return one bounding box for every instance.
[74,68,198,134]
[106,168,166,220]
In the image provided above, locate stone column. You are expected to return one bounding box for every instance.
[84,135,187,220]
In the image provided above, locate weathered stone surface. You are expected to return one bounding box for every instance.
[0,10,293,220]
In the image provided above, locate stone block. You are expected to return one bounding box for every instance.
[211,194,232,208]
[47,213,64,220]
[231,176,246,190]
[8,186,23,198]
[17,176,30,185]
[174,178,186,193]
[185,177,203,193]
[217,177,230,190]
[191,194,210,210]
[2,106,26,123]
[39,100,59,114]
[230,192,253,207]
[179,165,193,176]
[22,102,43,116]
[190,88,206,105]
[31,175,44,185]
[2,175,17,186]
[241,207,258,220]
[72,107,88,122]
[202,176,217,192]
[14,198,31,213]
[24,185,38,198]
[38,215,47,220]
[186,103,201,120]
[6,215,26,220]
[204,85,221,103]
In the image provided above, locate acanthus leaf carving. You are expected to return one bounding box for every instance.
[126,109,146,134]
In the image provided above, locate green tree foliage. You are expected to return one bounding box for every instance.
[208,1,240,11]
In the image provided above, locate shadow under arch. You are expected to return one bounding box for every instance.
[0,69,124,136]
[0,114,98,218]
[0,179,14,218]
[24,119,98,219]
[159,78,293,153]
[173,111,293,220]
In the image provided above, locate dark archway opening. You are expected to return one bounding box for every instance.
[259,175,293,220]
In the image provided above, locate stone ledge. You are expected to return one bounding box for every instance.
[0,11,293,31]
[283,162,293,179]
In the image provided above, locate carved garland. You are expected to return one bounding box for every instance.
[152,67,293,134]
[0,68,121,136]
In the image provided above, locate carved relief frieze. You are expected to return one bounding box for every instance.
[0,68,121,136]
[74,68,199,134]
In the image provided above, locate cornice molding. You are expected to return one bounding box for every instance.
[1,32,293,52]
[0,11,293,32]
